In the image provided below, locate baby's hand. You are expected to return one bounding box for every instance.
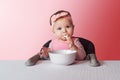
[40,47,51,59]
[64,35,74,48]
[64,35,78,50]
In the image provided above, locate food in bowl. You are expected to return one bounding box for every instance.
[49,50,76,65]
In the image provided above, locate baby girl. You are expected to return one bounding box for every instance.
[25,10,100,67]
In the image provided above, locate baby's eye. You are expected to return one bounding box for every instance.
[57,27,62,30]
[66,26,70,28]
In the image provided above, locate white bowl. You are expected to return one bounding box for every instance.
[49,50,76,65]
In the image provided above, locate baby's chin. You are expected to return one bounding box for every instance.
[59,37,67,41]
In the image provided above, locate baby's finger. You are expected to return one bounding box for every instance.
[66,36,71,41]
[64,35,68,38]
[64,35,69,40]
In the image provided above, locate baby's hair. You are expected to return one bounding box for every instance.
[49,10,71,26]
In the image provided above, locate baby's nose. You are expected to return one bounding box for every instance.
[62,28,67,32]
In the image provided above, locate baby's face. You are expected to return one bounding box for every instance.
[52,18,74,41]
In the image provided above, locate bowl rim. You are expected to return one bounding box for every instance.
[49,49,77,54]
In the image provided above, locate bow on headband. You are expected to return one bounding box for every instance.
[51,12,71,26]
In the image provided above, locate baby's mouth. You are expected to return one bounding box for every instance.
[64,35,68,38]
[63,35,68,40]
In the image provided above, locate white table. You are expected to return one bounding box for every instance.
[0,60,120,80]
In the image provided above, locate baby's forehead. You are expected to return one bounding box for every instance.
[55,18,73,25]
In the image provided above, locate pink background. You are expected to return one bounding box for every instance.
[0,0,120,60]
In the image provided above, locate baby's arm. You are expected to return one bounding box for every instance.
[65,36,86,60]
[25,40,52,66]
[64,35,77,50]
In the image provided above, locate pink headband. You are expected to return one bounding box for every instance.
[51,12,71,26]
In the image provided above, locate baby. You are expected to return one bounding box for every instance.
[25,10,100,67]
